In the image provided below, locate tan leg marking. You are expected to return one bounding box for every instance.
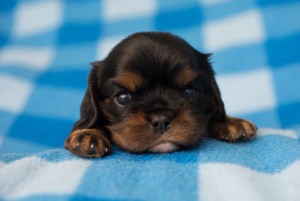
[209,117,257,142]
[64,129,112,158]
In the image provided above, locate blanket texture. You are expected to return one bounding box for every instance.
[1,129,300,201]
[1,0,300,200]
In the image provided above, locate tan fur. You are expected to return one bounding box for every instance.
[113,70,145,92]
[227,125,237,135]
[64,128,112,157]
[173,66,198,86]
[69,128,102,137]
[209,117,257,142]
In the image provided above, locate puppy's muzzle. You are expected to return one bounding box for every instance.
[150,115,171,134]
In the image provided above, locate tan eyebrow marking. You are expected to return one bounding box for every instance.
[112,70,146,92]
[173,66,199,87]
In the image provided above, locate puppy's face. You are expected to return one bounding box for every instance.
[91,33,214,153]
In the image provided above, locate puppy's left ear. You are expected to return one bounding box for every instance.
[194,52,257,142]
[194,50,226,121]
[72,61,105,130]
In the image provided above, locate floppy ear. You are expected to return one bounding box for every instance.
[209,77,226,121]
[72,62,104,130]
[195,51,226,121]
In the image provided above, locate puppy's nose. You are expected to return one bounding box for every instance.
[151,115,171,134]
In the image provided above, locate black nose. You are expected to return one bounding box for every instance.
[151,115,171,134]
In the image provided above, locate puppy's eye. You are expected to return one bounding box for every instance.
[184,88,198,99]
[114,92,132,106]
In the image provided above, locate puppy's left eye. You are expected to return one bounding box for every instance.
[184,88,198,99]
[114,92,132,106]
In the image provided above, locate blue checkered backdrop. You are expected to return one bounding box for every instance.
[1,1,300,201]
[0,0,299,153]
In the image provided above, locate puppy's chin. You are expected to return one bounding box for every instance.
[107,109,208,153]
[149,142,180,153]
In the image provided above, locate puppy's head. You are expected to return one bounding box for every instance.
[85,32,219,153]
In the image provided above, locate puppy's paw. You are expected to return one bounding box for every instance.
[64,129,112,158]
[210,117,257,142]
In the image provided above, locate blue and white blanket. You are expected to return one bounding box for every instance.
[1,0,300,200]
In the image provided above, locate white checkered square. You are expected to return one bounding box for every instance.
[0,75,33,114]
[0,47,54,70]
[199,162,300,201]
[203,9,265,51]
[102,0,156,22]
[216,68,276,115]
[96,36,125,60]
[0,157,91,200]
[13,0,63,38]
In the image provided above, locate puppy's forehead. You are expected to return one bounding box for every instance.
[114,65,198,92]
[112,38,199,90]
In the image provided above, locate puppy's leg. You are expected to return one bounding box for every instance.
[208,117,257,142]
[64,129,112,157]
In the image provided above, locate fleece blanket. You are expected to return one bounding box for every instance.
[1,0,300,200]
[1,129,300,201]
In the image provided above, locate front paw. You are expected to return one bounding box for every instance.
[210,117,257,142]
[64,129,112,158]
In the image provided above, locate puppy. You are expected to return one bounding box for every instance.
[64,32,257,157]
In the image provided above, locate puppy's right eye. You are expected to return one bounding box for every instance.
[114,92,132,106]
[184,88,198,99]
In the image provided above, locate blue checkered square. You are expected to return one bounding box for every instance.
[156,5,203,30]
[262,2,300,38]
[64,0,100,23]
[9,114,73,147]
[51,43,98,69]
[58,23,100,44]
[266,33,300,67]
[23,85,83,120]
[38,69,88,89]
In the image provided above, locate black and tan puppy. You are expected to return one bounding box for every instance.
[64,32,257,157]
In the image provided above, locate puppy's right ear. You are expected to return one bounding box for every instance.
[72,61,104,130]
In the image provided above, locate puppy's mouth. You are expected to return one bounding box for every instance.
[149,141,180,153]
